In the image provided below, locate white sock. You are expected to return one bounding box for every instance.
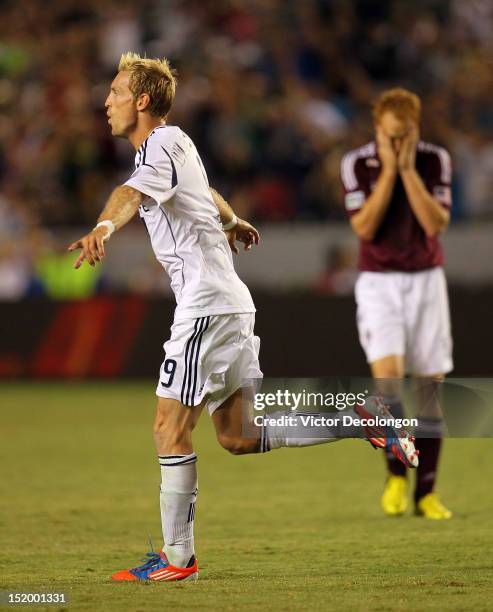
[260,409,363,451]
[159,453,197,568]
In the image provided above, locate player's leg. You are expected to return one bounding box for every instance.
[206,313,416,464]
[211,383,418,468]
[406,267,453,519]
[370,355,409,515]
[113,316,208,582]
[154,397,203,568]
[112,397,202,582]
[212,387,261,454]
[212,386,342,454]
[355,272,413,512]
[206,311,347,452]
[412,374,451,519]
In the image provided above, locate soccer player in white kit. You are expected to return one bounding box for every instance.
[69,55,419,582]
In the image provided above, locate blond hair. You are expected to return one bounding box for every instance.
[118,52,177,118]
[373,88,421,124]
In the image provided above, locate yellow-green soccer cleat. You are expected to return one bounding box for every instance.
[415,493,452,520]
[381,476,408,516]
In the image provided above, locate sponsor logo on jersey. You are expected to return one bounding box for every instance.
[345,190,365,211]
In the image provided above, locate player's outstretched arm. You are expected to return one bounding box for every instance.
[68,185,143,269]
[209,187,260,254]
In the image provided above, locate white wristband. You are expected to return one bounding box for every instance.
[94,220,115,238]
[222,214,237,231]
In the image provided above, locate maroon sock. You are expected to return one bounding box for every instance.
[383,396,407,477]
[385,448,407,476]
[413,381,445,502]
[414,436,442,503]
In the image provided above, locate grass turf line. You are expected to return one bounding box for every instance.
[0,382,492,611]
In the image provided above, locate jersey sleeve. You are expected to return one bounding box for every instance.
[426,147,452,209]
[340,153,368,216]
[124,139,178,206]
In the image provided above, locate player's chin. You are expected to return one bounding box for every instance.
[109,124,124,138]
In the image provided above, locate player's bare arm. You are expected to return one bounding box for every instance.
[68,185,143,269]
[398,127,449,237]
[350,128,397,242]
[209,187,260,254]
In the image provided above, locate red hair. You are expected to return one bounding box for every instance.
[373,88,421,124]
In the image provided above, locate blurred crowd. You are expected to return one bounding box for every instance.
[1,0,493,298]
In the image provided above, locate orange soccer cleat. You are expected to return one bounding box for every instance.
[112,550,198,582]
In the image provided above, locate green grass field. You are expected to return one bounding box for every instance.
[1,383,492,611]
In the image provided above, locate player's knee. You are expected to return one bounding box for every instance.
[374,365,402,379]
[371,356,404,380]
[217,433,258,455]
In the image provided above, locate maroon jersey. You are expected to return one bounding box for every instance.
[341,141,452,272]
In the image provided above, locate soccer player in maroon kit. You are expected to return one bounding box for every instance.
[341,88,452,519]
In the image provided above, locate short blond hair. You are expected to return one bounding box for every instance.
[373,88,421,124]
[118,52,177,118]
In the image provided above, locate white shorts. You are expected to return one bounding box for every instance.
[355,267,453,376]
[156,313,262,414]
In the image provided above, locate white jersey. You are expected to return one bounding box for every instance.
[124,125,255,321]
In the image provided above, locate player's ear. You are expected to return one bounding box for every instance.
[136,93,151,112]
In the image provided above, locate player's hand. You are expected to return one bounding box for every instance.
[67,226,110,269]
[376,126,397,171]
[398,125,418,172]
[225,218,260,255]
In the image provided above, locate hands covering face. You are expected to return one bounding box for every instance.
[376,123,419,173]
[397,124,419,171]
[376,126,397,170]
